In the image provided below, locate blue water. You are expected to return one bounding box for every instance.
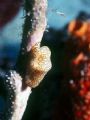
[48,0,90,28]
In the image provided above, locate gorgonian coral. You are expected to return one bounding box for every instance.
[0,0,52,119]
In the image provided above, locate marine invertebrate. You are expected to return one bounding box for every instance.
[25,42,51,88]
[68,20,90,120]
[0,0,52,119]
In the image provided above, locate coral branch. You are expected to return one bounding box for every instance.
[0,70,31,120]
[0,0,52,119]
[26,0,47,51]
[17,0,51,88]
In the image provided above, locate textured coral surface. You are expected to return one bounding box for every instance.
[68,20,90,120]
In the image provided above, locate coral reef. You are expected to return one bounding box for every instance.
[1,1,90,119]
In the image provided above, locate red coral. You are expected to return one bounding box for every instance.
[70,60,90,120]
[68,20,90,120]
[68,20,90,43]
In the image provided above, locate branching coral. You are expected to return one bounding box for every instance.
[0,0,52,119]
[0,70,31,120]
